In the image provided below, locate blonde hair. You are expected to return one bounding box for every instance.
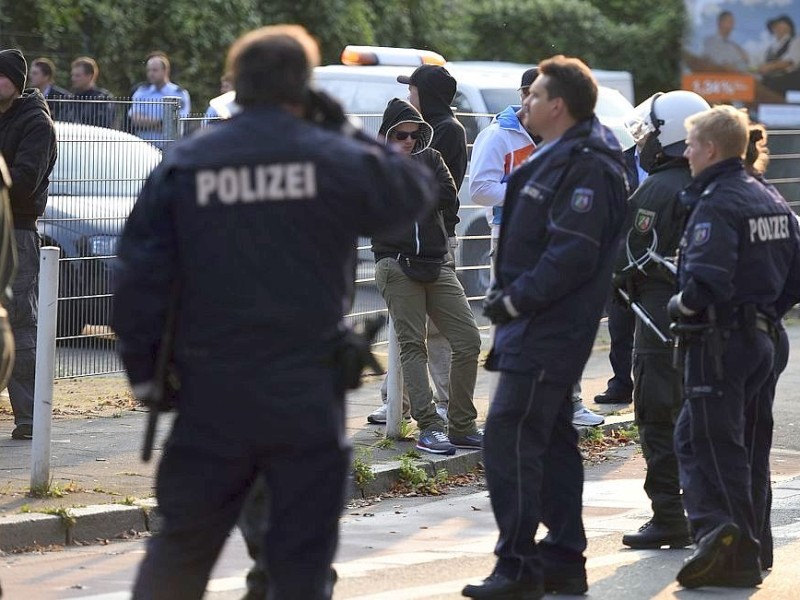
[684,105,748,160]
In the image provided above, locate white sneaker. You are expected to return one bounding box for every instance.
[367,403,410,424]
[572,403,604,427]
[435,403,448,421]
[367,404,387,424]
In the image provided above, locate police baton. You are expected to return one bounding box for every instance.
[141,284,180,463]
[647,249,678,278]
[615,287,672,346]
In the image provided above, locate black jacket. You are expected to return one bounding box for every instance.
[0,89,57,229]
[413,66,467,228]
[488,116,628,382]
[372,99,456,260]
[112,105,437,387]
[71,86,115,128]
[614,157,692,290]
[45,85,73,122]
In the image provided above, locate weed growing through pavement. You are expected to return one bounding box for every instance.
[122,496,136,506]
[352,450,376,494]
[29,480,82,499]
[398,419,416,440]
[40,506,77,529]
[373,437,394,450]
[395,456,449,495]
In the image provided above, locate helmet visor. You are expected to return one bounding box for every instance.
[624,94,660,145]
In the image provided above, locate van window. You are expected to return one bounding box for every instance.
[480,89,521,115]
[352,81,407,113]
[453,91,479,144]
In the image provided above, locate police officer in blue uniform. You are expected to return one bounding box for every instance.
[112,25,435,600]
[462,56,628,600]
[670,105,800,589]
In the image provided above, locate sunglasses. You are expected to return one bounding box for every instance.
[392,130,422,141]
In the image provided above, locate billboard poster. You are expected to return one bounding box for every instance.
[683,0,800,124]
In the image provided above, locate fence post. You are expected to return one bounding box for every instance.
[30,247,60,492]
[163,97,180,144]
[385,318,403,440]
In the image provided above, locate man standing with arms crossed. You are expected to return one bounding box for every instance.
[463,55,628,599]
[0,48,57,441]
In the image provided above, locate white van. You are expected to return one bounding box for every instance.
[312,47,636,296]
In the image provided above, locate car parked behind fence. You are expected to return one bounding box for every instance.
[41,121,162,338]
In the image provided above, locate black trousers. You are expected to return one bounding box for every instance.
[675,328,773,569]
[133,366,350,600]
[606,298,635,396]
[484,371,586,584]
[632,285,684,523]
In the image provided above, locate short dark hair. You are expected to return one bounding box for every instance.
[718,10,734,23]
[537,55,597,122]
[226,24,320,107]
[72,56,98,80]
[32,57,55,79]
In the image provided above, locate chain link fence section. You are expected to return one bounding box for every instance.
[44,99,800,377]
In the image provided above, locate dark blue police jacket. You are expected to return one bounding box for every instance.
[487,116,629,383]
[112,106,436,387]
[678,157,800,322]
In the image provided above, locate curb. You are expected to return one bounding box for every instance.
[0,415,636,552]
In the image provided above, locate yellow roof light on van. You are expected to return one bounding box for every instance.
[340,45,446,67]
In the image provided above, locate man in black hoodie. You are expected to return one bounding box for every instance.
[397,63,468,420]
[373,98,481,456]
[0,48,58,440]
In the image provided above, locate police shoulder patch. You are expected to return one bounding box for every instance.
[634,208,657,234]
[570,187,594,213]
[693,222,712,245]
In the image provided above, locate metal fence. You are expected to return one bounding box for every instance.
[42,97,800,378]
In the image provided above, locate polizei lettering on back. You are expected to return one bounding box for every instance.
[196,163,317,206]
[748,214,790,243]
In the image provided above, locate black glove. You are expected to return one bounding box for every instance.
[335,316,385,390]
[483,288,518,325]
[611,270,630,292]
[667,293,685,322]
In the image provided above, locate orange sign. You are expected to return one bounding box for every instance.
[682,73,756,103]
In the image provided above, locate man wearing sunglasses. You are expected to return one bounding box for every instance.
[372,98,482,456]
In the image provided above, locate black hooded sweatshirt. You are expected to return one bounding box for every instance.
[372,98,456,261]
[0,89,57,229]
[409,65,466,237]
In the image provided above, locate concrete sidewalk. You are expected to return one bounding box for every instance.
[0,333,633,552]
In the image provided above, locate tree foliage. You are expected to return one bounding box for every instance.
[466,0,686,102]
[0,0,686,108]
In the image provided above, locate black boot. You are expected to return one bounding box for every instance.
[462,573,544,599]
[622,518,692,549]
[677,522,741,588]
[593,389,632,404]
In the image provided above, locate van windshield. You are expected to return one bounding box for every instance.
[480,89,521,115]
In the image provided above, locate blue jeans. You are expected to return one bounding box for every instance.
[484,371,586,583]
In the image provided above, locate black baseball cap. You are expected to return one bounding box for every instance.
[519,67,539,91]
